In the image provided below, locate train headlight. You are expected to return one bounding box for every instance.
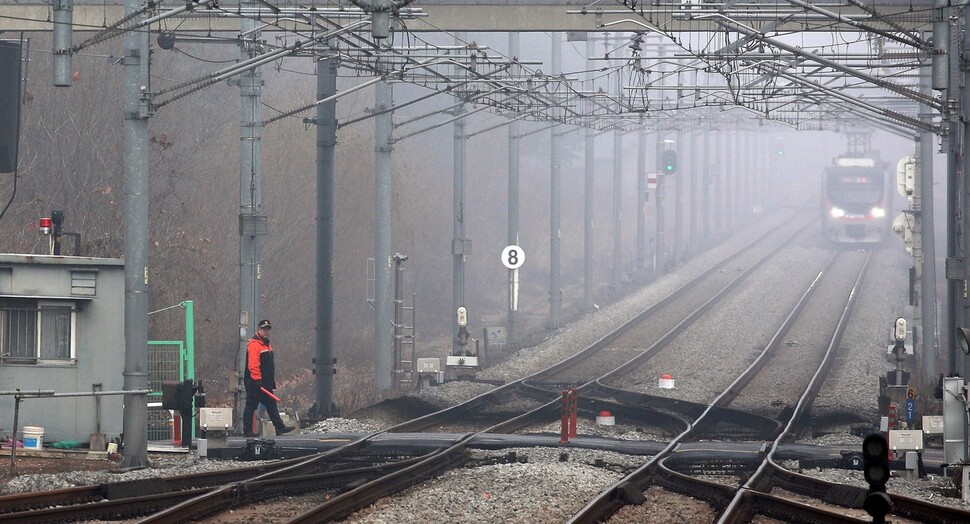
[870,207,886,218]
[830,207,846,218]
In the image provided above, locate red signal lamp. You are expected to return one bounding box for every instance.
[39,217,52,235]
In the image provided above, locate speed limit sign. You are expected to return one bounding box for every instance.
[501,245,525,269]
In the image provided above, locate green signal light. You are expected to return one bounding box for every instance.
[660,149,677,174]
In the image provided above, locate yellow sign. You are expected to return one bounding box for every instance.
[907,388,916,400]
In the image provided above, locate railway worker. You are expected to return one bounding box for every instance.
[242,319,297,437]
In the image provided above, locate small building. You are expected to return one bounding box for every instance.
[0,254,125,444]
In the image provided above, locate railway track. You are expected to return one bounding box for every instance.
[570,250,970,523]
[0,446,425,523]
[0,211,804,522]
[6,214,965,523]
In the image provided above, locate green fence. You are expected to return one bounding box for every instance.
[147,301,195,442]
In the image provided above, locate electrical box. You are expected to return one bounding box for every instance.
[922,415,944,435]
[416,358,440,373]
[199,407,233,430]
[944,377,967,464]
[889,429,923,452]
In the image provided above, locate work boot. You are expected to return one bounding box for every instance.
[276,425,297,435]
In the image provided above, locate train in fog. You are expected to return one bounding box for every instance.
[821,156,892,244]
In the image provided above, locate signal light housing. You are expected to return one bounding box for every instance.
[660,149,677,174]
[862,433,892,520]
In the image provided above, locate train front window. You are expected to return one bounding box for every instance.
[826,170,884,205]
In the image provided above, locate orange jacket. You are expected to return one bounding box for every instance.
[245,334,274,387]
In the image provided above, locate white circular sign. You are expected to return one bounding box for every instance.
[501,245,525,269]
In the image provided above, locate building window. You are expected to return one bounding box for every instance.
[0,299,76,363]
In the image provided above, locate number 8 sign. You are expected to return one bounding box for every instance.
[502,245,525,270]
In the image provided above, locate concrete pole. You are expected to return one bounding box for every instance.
[757,134,764,212]
[689,131,699,254]
[637,123,647,278]
[656,132,667,274]
[725,128,735,231]
[720,130,728,231]
[583,36,596,312]
[507,32,520,347]
[946,10,962,375]
[655,41,668,274]
[612,115,622,299]
[375,76,393,389]
[121,0,150,468]
[739,130,746,222]
[959,9,970,385]
[52,0,72,87]
[314,47,337,416]
[920,40,940,387]
[236,4,264,429]
[702,127,711,246]
[452,34,468,353]
[735,130,741,223]
[743,130,752,222]
[920,60,940,384]
[548,31,562,329]
[674,130,684,264]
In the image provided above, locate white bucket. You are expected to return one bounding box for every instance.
[595,411,616,426]
[658,373,675,389]
[22,426,44,449]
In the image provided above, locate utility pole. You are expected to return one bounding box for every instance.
[452,32,469,353]
[674,129,684,264]
[314,37,338,416]
[236,0,266,429]
[950,9,970,388]
[654,39,668,274]
[583,35,596,312]
[636,119,647,279]
[946,5,963,375]
[548,31,562,329]
[917,51,939,386]
[375,68,393,390]
[611,75,623,299]
[701,124,716,243]
[120,0,151,468]
[507,32,520,347]
[725,126,735,231]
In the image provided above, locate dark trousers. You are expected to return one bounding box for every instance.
[242,378,286,434]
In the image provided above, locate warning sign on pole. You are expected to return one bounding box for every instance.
[647,173,658,190]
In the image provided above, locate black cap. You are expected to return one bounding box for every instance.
[258,319,272,330]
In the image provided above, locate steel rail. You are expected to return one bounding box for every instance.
[568,249,849,522]
[719,251,873,522]
[134,453,429,524]
[389,214,811,436]
[766,466,970,523]
[35,212,807,523]
[278,214,814,521]
[204,212,793,521]
[0,458,423,524]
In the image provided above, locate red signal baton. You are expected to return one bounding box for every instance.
[260,387,281,402]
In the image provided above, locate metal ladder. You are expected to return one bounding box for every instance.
[396,294,416,388]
